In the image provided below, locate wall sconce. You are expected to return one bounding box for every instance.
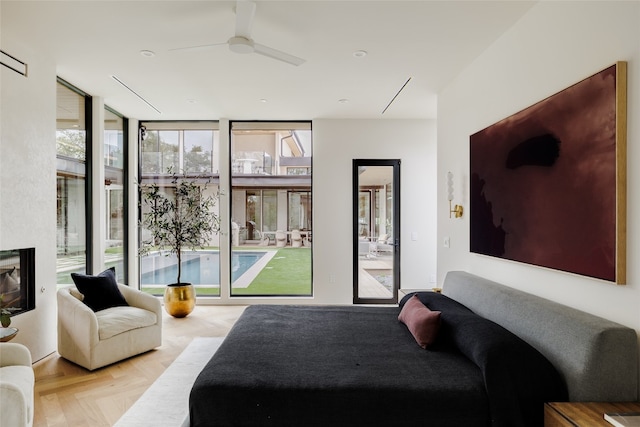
[447,171,464,219]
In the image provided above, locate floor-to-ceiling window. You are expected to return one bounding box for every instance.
[56,80,133,286]
[137,120,312,299]
[139,122,220,296]
[56,80,89,285]
[230,122,312,297]
[104,107,126,282]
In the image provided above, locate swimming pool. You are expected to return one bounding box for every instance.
[140,251,266,285]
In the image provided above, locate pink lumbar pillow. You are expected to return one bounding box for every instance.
[398,295,441,349]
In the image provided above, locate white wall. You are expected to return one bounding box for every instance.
[438,1,640,329]
[313,119,437,303]
[0,39,58,361]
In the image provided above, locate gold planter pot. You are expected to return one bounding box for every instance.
[164,283,196,318]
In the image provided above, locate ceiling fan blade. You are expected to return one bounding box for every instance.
[253,43,306,66]
[235,0,256,39]
[169,42,227,52]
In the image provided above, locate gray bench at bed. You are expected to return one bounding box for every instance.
[442,271,638,402]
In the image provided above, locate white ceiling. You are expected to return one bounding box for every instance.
[1,1,535,121]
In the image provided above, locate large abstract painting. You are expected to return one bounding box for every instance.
[470,62,627,283]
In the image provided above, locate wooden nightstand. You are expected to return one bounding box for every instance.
[545,402,640,426]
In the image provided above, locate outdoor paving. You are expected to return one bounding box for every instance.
[358,268,393,299]
[358,256,394,299]
[57,253,123,272]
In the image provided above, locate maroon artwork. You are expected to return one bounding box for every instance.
[470,64,618,281]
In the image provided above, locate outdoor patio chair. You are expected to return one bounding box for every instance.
[359,239,375,258]
[291,230,303,247]
[275,230,287,247]
[376,234,394,254]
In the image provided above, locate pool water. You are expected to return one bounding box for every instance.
[141,251,265,285]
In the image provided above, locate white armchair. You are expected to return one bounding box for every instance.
[57,284,162,371]
[0,342,34,427]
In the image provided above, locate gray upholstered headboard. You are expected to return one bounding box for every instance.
[442,271,638,402]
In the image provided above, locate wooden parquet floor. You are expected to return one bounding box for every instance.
[32,305,247,427]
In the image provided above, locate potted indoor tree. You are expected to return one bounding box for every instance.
[0,293,20,328]
[139,169,220,317]
[1,294,12,327]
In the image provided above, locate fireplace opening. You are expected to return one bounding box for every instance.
[0,248,36,316]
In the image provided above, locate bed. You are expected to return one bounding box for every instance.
[189,271,638,426]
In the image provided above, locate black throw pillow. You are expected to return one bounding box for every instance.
[71,267,128,312]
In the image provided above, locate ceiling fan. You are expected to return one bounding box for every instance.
[171,0,306,66]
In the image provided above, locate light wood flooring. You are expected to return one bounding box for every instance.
[32,305,247,427]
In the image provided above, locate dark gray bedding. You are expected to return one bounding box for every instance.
[189,271,638,426]
[189,296,568,427]
[190,304,490,427]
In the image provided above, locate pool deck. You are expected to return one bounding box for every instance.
[358,257,394,299]
[232,250,277,288]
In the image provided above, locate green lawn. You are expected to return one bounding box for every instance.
[231,247,312,296]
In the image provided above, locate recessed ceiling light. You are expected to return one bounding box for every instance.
[353,50,367,58]
[259,98,268,103]
[140,50,156,58]
[338,98,349,104]
[187,99,197,104]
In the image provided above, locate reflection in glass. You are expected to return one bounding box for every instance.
[104,108,125,282]
[138,123,220,296]
[56,81,87,285]
[141,130,179,174]
[184,130,214,173]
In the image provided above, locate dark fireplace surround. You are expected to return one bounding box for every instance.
[0,248,36,316]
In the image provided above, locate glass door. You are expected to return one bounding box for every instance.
[353,159,400,304]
